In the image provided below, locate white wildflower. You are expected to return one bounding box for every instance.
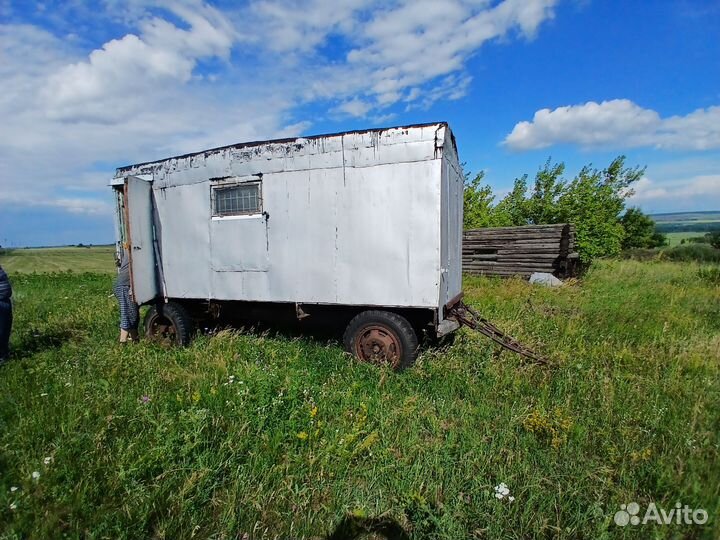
[10,486,18,492]
[509,496,515,502]
[31,471,40,480]
[494,483,512,500]
[10,502,17,510]
[44,456,53,465]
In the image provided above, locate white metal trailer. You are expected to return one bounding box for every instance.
[111,122,463,368]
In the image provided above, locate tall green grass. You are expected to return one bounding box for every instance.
[620,243,720,263]
[1,262,719,539]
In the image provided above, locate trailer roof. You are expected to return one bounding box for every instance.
[116,121,454,174]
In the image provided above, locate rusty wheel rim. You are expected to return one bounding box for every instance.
[354,324,402,368]
[148,314,178,346]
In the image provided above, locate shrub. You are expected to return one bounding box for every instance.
[617,248,660,261]
[698,266,720,285]
[707,231,720,249]
[662,244,720,263]
[618,244,720,264]
[621,208,666,249]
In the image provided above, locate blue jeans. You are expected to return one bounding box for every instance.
[0,299,11,360]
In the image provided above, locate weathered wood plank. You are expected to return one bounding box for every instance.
[463,223,577,278]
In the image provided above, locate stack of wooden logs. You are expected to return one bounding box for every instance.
[463,224,578,278]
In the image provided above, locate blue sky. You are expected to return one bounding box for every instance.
[1,0,719,247]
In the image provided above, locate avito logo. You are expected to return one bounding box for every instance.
[614,502,708,526]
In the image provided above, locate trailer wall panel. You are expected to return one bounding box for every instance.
[115,123,461,312]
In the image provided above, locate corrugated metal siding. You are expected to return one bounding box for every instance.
[441,134,463,307]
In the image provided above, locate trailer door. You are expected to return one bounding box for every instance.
[125,175,159,304]
[209,178,269,272]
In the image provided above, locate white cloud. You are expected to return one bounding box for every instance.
[504,99,720,151]
[406,73,473,111]
[335,98,373,118]
[0,0,561,241]
[630,175,720,205]
[233,0,558,110]
[53,198,115,216]
[242,0,370,53]
[341,0,557,108]
[41,2,235,121]
[0,190,113,216]
[0,11,292,213]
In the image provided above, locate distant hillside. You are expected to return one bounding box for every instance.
[650,211,720,223]
[650,211,720,234]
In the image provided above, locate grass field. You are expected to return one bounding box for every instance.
[0,246,116,274]
[0,255,719,538]
[663,232,708,247]
[651,211,720,239]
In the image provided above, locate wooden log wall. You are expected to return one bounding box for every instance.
[463,224,578,277]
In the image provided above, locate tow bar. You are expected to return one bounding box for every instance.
[448,302,550,366]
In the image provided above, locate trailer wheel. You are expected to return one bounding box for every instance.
[343,311,419,370]
[144,302,193,346]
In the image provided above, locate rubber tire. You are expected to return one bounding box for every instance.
[343,310,419,371]
[144,301,194,346]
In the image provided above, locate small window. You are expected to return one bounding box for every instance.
[212,182,261,216]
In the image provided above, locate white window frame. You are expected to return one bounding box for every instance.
[211,177,263,217]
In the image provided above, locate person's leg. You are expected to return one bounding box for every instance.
[114,284,130,343]
[127,291,140,342]
[0,300,11,360]
[117,286,139,343]
[130,297,140,341]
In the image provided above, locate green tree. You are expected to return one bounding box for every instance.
[556,157,645,263]
[493,175,530,226]
[463,171,497,229]
[651,231,668,247]
[527,159,565,224]
[621,207,666,249]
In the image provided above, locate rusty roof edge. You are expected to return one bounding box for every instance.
[115,121,451,176]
